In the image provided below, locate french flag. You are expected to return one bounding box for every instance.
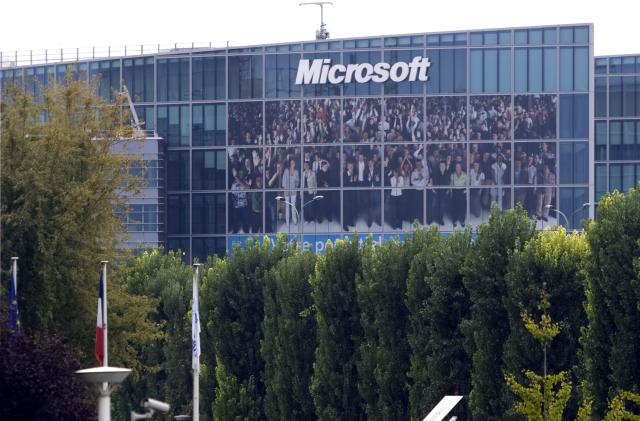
[95,273,106,366]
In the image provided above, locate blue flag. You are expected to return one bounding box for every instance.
[8,262,21,334]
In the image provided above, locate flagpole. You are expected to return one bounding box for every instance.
[101,261,108,367]
[192,263,201,421]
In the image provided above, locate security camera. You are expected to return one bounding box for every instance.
[131,398,171,420]
[143,398,171,413]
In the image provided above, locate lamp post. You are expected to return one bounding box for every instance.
[545,203,593,229]
[276,195,324,250]
[75,366,131,421]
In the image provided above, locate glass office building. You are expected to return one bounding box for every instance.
[0,24,597,261]
[594,55,640,208]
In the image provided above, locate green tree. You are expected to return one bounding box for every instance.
[405,227,442,420]
[201,237,291,420]
[582,188,640,416]
[356,238,412,421]
[113,249,192,418]
[504,291,573,421]
[504,229,588,418]
[261,251,317,421]
[1,75,140,358]
[311,236,364,421]
[461,205,536,420]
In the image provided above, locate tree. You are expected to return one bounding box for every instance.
[582,188,640,416]
[504,290,573,421]
[356,238,412,421]
[461,205,536,420]
[1,75,140,358]
[0,327,95,420]
[201,237,291,420]
[261,251,317,421]
[504,229,588,418]
[311,236,364,421]
[113,249,192,419]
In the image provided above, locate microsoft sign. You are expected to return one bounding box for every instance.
[295,56,432,85]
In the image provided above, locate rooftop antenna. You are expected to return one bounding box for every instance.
[299,2,333,40]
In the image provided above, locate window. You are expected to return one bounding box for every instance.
[122,57,154,102]
[167,237,190,262]
[343,50,382,96]
[123,204,159,232]
[609,164,640,193]
[560,142,588,184]
[470,48,511,93]
[192,237,226,261]
[265,53,301,98]
[192,56,225,100]
[595,58,607,75]
[228,55,263,99]
[89,60,120,100]
[595,164,607,200]
[595,77,607,117]
[192,104,226,146]
[192,194,226,234]
[426,48,466,94]
[595,121,607,160]
[609,120,640,160]
[192,150,226,190]
[157,58,189,102]
[559,47,589,92]
[302,52,341,97]
[167,195,189,235]
[560,94,588,138]
[559,187,588,229]
[384,49,425,95]
[514,47,556,92]
[167,151,189,191]
[135,105,155,132]
[158,105,189,147]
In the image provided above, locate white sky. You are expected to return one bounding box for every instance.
[0,0,637,57]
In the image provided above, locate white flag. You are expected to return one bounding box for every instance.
[192,267,201,372]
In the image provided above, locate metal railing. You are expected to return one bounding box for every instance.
[0,41,234,68]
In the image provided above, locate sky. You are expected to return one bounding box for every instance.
[0,0,637,57]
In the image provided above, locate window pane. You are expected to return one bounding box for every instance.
[228,55,263,99]
[167,195,189,234]
[192,104,226,146]
[560,142,587,184]
[498,49,511,92]
[595,121,607,160]
[192,194,226,234]
[483,49,498,93]
[192,56,225,100]
[167,151,189,191]
[528,48,543,92]
[543,48,557,92]
[470,49,483,93]
[574,47,589,92]
[595,77,607,117]
[559,47,573,91]
[265,53,301,98]
[192,150,226,190]
[515,48,527,92]
[157,105,189,147]
[610,76,623,117]
[157,58,189,102]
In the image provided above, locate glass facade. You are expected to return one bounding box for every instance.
[1,24,598,260]
[594,55,640,206]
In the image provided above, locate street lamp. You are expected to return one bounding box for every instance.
[545,203,592,229]
[275,195,324,250]
[75,366,131,421]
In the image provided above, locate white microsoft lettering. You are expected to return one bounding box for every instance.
[295,56,431,85]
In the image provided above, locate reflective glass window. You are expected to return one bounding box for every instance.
[595,58,607,75]
[595,77,607,117]
[228,55,263,99]
[157,105,190,147]
[167,237,190,261]
[610,76,623,117]
[167,194,189,234]
[192,56,225,100]
[265,53,301,98]
[560,94,588,139]
[543,28,557,44]
[515,47,556,92]
[122,57,154,102]
[167,150,189,191]
[595,164,607,200]
[302,52,341,97]
[192,104,226,146]
[343,50,382,96]
[427,48,466,94]
[157,58,189,102]
[192,237,226,261]
[595,121,607,160]
[192,194,226,234]
[560,47,588,92]
[560,142,588,184]
[135,105,155,132]
[559,187,588,229]
[192,149,226,190]
[89,60,120,100]
[384,49,425,95]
